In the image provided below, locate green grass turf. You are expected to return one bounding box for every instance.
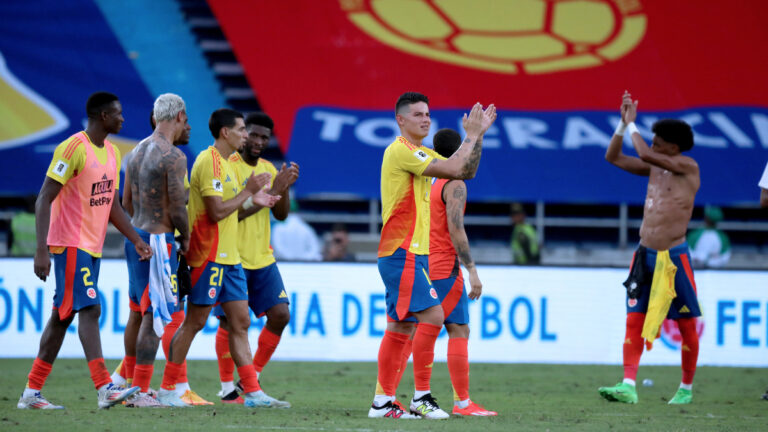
[1,359,766,431]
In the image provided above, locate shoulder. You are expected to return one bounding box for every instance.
[259,158,277,173]
[54,133,86,160]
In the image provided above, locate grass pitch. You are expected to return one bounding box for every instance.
[0,359,766,431]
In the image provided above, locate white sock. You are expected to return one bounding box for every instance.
[680,383,692,391]
[622,378,636,387]
[98,384,110,392]
[221,381,235,394]
[245,390,266,398]
[110,372,126,386]
[175,382,190,396]
[413,389,430,400]
[23,387,39,398]
[455,398,470,409]
[373,394,393,407]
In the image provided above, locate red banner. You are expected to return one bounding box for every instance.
[209,0,768,150]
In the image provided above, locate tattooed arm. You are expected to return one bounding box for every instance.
[422,103,495,180]
[167,148,189,254]
[443,179,483,300]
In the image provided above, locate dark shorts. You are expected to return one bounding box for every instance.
[433,259,469,325]
[125,228,179,314]
[213,263,289,318]
[626,242,701,319]
[52,247,101,320]
[188,262,247,306]
[378,248,439,321]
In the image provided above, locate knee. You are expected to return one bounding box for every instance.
[267,307,290,329]
[182,315,207,334]
[447,325,469,339]
[78,305,102,322]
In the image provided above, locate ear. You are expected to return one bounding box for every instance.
[395,113,404,126]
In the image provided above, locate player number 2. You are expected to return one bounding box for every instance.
[210,267,223,287]
[81,268,93,286]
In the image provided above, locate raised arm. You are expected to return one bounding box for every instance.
[167,150,189,254]
[422,103,496,179]
[33,177,63,281]
[443,180,483,300]
[605,93,650,176]
[623,94,698,175]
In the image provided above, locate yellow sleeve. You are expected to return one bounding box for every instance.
[184,170,190,190]
[391,142,435,176]
[46,137,86,185]
[196,152,224,198]
[112,143,122,190]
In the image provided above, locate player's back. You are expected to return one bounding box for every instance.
[127,137,181,234]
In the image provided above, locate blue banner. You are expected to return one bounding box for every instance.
[288,106,768,205]
[0,0,156,196]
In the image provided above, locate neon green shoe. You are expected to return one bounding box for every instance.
[668,388,692,405]
[598,382,638,404]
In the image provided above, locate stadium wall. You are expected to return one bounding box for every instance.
[0,259,766,367]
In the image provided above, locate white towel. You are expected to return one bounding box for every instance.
[149,234,177,337]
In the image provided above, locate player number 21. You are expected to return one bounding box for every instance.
[209,267,223,287]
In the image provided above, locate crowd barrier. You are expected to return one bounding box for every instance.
[0,259,766,366]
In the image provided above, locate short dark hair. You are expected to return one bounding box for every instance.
[209,108,244,139]
[652,119,694,152]
[433,128,462,158]
[86,92,119,118]
[245,112,274,131]
[395,92,429,114]
[149,110,156,131]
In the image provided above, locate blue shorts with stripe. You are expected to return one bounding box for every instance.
[213,263,289,318]
[378,248,440,322]
[626,242,701,319]
[124,228,178,314]
[188,262,247,306]
[433,259,469,325]
[52,247,101,319]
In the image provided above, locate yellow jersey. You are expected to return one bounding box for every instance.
[186,146,241,267]
[229,153,278,270]
[378,136,437,257]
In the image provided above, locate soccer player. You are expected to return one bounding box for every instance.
[18,92,149,409]
[214,112,299,404]
[155,108,285,408]
[369,92,495,419]
[115,93,192,407]
[600,91,701,405]
[113,106,211,406]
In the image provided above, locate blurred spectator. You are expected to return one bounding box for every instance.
[688,205,731,268]
[271,200,322,261]
[510,203,540,265]
[323,223,356,262]
[10,195,37,256]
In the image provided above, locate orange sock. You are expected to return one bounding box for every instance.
[27,358,53,390]
[161,361,183,391]
[253,328,281,373]
[88,358,111,389]
[623,312,645,381]
[392,336,413,392]
[412,323,441,392]
[376,330,410,396]
[238,365,261,393]
[133,364,154,393]
[123,356,136,382]
[216,327,234,382]
[678,318,699,385]
[447,337,469,401]
[178,361,188,385]
[161,311,184,360]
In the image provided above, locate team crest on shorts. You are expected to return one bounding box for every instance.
[429,288,438,299]
[86,288,97,299]
[208,288,217,299]
[628,298,638,307]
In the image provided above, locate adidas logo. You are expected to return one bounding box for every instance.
[102,174,108,180]
[679,305,690,313]
[279,290,288,299]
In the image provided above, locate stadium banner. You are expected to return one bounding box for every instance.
[1,259,766,367]
[0,0,156,196]
[209,0,768,205]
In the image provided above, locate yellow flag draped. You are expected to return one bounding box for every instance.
[641,250,677,349]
